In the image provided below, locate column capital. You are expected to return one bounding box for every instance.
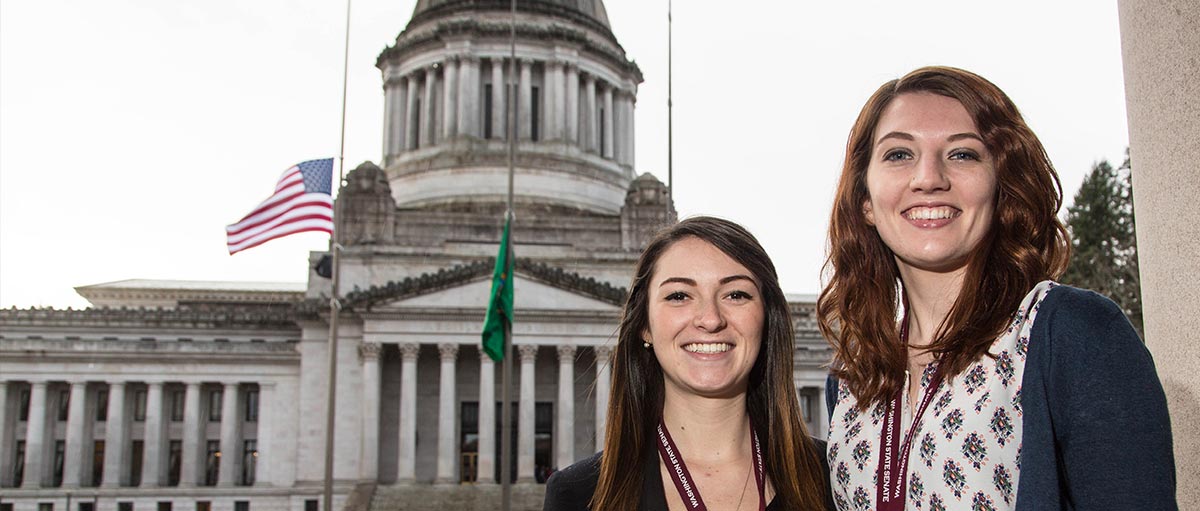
[594,345,613,360]
[518,57,535,66]
[556,344,577,361]
[400,343,421,361]
[385,76,406,87]
[107,380,127,388]
[144,380,166,387]
[222,381,240,390]
[437,343,460,361]
[517,344,539,362]
[358,342,383,361]
[479,349,497,363]
[458,54,480,64]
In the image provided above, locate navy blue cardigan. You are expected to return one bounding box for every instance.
[825,286,1176,510]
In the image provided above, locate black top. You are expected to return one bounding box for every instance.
[543,439,833,511]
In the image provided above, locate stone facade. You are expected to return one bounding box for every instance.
[0,2,835,511]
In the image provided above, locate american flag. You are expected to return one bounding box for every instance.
[226,158,335,254]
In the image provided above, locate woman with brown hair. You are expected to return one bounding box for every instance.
[544,216,831,510]
[820,66,1175,510]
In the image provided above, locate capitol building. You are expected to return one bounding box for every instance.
[0,1,833,510]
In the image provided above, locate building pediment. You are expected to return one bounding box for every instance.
[339,258,626,313]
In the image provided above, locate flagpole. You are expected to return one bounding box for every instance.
[500,0,517,509]
[323,1,352,511]
[667,0,673,205]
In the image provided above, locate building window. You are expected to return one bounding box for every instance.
[168,440,182,486]
[38,503,53,511]
[1,503,14,511]
[535,402,554,483]
[531,86,541,141]
[130,440,144,486]
[170,391,184,422]
[234,502,249,511]
[92,440,105,486]
[460,401,479,483]
[19,388,30,421]
[97,390,109,421]
[484,84,493,139]
[209,390,222,422]
[242,440,257,486]
[57,389,70,421]
[157,502,173,511]
[205,440,219,486]
[118,503,133,511]
[598,107,606,155]
[304,500,318,511]
[412,100,421,149]
[53,440,65,486]
[195,502,210,511]
[244,389,259,422]
[134,390,147,421]
[78,504,93,511]
[13,441,26,486]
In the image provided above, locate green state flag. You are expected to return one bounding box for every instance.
[482,217,513,361]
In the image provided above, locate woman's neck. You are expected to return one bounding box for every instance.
[898,265,966,367]
[660,386,751,465]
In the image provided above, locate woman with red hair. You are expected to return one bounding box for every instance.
[819,66,1175,510]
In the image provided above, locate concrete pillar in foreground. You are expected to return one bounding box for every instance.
[516,344,538,483]
[476,350,497,484]
[1118,0,1200,506]
[397,343,420,483]
[435,343,460,484]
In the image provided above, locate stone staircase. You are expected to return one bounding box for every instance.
[368,484,546,511]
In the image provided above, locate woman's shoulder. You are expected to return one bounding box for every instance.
[1032,284,1139,353]
[543,452,604,511]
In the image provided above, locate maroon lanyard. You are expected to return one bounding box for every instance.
[656,418,767,511]
[875,319,944,511]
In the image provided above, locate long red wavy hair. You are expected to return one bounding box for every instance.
[817,66,1071,409]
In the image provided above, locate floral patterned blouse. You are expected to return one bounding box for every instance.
[826,281,1056,511]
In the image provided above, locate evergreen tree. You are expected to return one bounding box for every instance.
[1062,151,1143,335]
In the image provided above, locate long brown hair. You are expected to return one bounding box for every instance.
[591,216,827,510]
[817,66,1071,409]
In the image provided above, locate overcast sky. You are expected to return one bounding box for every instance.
[0,0,1130,308]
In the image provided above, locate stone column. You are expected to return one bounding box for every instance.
[442,57,459,140]
[382,82,393,161]
[593,346,612,449]
[516,344,538,483]
[217,383,240,486]
[21,380,48,488]
[583,73,597,153]
[421,66,437,148]
[141,381,165,487]
[565,64,579,144]
[404,75,419,150]
[435,343,460,484]
[255,382,275,486]
[397,343,420,483]
[179,382,202,487]
[615,92,633,166]
[1118,1,1200,505]
[518,59,533,140]
[101,381,127,487]
[477,350,496,484]
[0,381,11,488]
[545,60,563,140]
[359,342,382,481]
[393,77,408,158]
[458,56,480,138]
[491,59,506,140]
[555,345,576,469]
[628,93,636,168]
[602,84,614,159]
[61,380,88,488]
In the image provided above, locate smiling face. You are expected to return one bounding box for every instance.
[863,92,998,276]
[645,236,765,399]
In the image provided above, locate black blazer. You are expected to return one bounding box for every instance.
[543,439,833,511]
